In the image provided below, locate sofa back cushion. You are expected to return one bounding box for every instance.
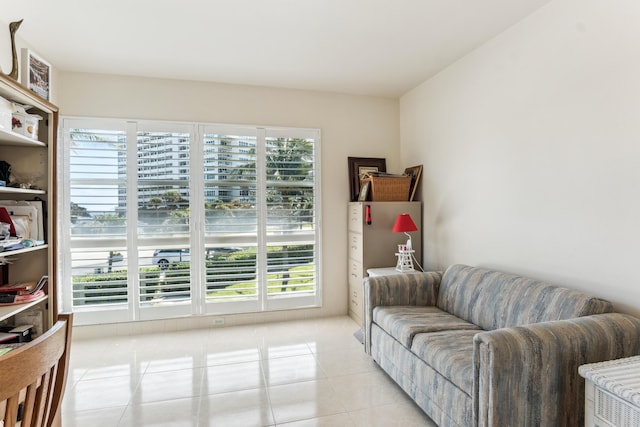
[437,264,614,330]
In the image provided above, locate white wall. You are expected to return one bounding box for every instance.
[58,72,400,328]
[400,0,640,317]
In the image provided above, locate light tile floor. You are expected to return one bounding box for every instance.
[62,316,436,426]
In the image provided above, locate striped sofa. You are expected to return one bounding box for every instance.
[364,264,640,426]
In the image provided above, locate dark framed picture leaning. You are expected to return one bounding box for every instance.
[348,157,386,202]
[404,164,423,201]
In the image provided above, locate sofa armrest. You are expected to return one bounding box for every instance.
[473,313,640,427]
[363,271,443,354]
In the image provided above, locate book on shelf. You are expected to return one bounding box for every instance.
[0,275,47,295]
[0,275,47,305]
[0,332,18,343]
[0,290,45,305]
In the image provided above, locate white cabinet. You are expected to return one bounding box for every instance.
[347,201,422,325]
[0,75,58,333]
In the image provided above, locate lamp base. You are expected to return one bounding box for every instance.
[395,244,415,272]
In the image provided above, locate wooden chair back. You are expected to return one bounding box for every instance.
[0,313,73,427]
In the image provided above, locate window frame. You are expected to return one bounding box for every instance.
[59,117,322,325]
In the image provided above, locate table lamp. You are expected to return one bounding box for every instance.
[392,213,418,272]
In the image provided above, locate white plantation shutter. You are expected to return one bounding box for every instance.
[201,126,320,313]
[263,132,318,310]
[65,122,130,317]
[136,126,193,314]
[202,129,259,310]
[60,118,321,324]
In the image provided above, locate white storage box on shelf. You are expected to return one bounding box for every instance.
[0,97,16,131]
[11,104,42,140]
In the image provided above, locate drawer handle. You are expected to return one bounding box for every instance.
[351,273,357,278]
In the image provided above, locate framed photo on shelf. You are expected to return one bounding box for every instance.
[21,48,51,101]
[348,157,386,202]
[404,164,423,201]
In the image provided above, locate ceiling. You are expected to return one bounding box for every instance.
[5,0,551,98]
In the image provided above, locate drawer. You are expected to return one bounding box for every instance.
[348,259,363,287]
[349,281,362,317]
[348,203,363,232]
[348,232,363,262]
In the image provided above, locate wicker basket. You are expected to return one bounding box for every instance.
[361,174,411,201]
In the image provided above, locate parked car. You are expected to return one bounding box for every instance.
[152,249,190,268]
[152,247,242,268]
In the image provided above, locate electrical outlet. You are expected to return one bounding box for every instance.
[212,317,225,326]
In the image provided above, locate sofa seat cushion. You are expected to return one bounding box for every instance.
[411,330,479,395]
[373,306,481,348]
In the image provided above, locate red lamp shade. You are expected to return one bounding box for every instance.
[392,214,417,233]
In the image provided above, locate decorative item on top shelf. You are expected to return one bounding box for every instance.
[348,157,387,202]
[392,213,419,272]
[21,48,51,101]
[404,165,423,201]
[6,20,23,81]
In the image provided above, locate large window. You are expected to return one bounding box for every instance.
[60,119,320,325]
